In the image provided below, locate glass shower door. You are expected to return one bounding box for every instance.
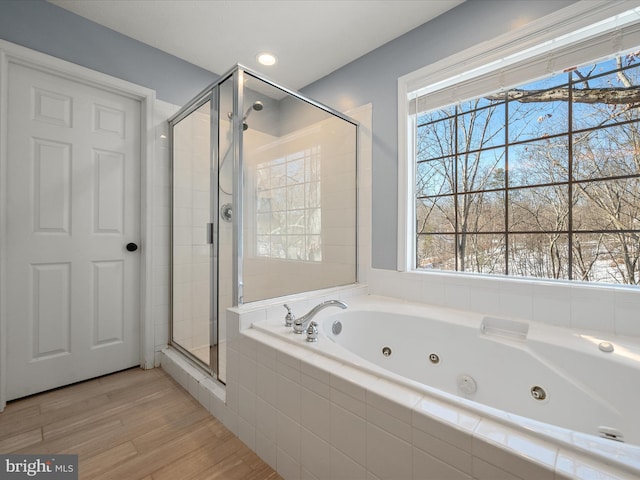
[171,98,217,374]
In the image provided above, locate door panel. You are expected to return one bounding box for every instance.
[6,62,141,400]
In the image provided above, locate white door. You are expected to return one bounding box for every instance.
[5,62,141,400]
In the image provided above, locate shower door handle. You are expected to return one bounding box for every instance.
[206,223,214,245]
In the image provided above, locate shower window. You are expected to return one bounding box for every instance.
[241,71,357,303]
[255,146,322,261]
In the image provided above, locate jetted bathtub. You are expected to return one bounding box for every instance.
[250,294,640,478]
[320,299,640,445]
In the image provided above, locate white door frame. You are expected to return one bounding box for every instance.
[0,39,156,410]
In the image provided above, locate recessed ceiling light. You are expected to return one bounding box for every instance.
[257,53,278,66]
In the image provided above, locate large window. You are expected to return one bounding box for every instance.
[415,52,640,284]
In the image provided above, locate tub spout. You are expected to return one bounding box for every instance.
[292,300,348,334]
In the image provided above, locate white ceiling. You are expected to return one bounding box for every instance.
[48,0,464,90]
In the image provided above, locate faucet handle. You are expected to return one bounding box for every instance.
[306,321,319,343]
[283,304,295,327]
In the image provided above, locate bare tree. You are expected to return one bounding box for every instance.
[416,53,640,283]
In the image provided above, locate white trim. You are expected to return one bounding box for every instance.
[397,0,640,272]
[0,39,156,410]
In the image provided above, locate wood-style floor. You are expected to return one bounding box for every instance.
[0,367,282,480]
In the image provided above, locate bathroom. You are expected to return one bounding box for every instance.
[1,0,640,479]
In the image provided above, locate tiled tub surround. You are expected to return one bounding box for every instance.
[162,288,640,480]
[304,296,640,445]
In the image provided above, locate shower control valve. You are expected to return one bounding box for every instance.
[283,304,295,327]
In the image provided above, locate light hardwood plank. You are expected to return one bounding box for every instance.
[0,427,43,452]
[0,368,282,480]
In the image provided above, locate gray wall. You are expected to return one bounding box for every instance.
[301,0,578,269]
[0,0,217,106]
[0,0,580,270]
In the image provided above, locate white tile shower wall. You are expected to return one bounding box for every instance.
[368,269,640,338]
[242,113,358,302]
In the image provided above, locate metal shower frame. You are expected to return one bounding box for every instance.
[168,64,359,379]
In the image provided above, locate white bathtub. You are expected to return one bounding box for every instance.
[249,294,640,478]
[319,299,640,445]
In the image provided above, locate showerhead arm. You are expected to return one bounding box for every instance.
[227,100,264,131]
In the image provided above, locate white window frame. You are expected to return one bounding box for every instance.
[397,0,640,273]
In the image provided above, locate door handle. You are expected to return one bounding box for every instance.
[207,223,214,244]
[126,242,138,252]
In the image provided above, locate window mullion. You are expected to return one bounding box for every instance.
[504,92,510,276]
[567,71,574,281]
[454,105,460,272]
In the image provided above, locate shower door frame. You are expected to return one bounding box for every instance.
[168,64,359,379]
[168,85,221,377]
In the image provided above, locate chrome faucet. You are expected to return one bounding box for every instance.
[292,300,348,334]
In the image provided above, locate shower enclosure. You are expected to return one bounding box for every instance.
[169,65,358,382]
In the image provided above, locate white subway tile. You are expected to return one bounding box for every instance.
[225,377,239,414]
[570,285,615,332]
[532,283,571,327]
[300,428,332,480]
[237,416,256,451]
[220,407,238,436]
[238,352,257,393]
[277,447,301,480]
[276,373,301,422]
[444,282,470,310]
[301,386,331,442]
[413,426,472,475]
[256,363,278,407]
[471,457,523,480]
[366,403,412,443]
[331,447,367,480]
[413,447,472,480]
[277,411,301,463]
[277,352,302,382]
[468,285,501,315]
[499,286,533,321]
[555,449,634,480]
[367,378,421,424]
[300,371,331,400]
[613,289,640,337]
[331,403,366,466]
[254,340,277,369]
[331,365,367,402]
[420,277,447,307]
[238,335,259,361]
[300,355,332,385]
[238,385,256,425]
[209,393,225,422]
[412,398,479,453]
[366,423,412,480]
[331,387,366,419]
[255,397,277,441]
[256,429,277,470]
[472,420,556,480]
[301,468,320,480]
